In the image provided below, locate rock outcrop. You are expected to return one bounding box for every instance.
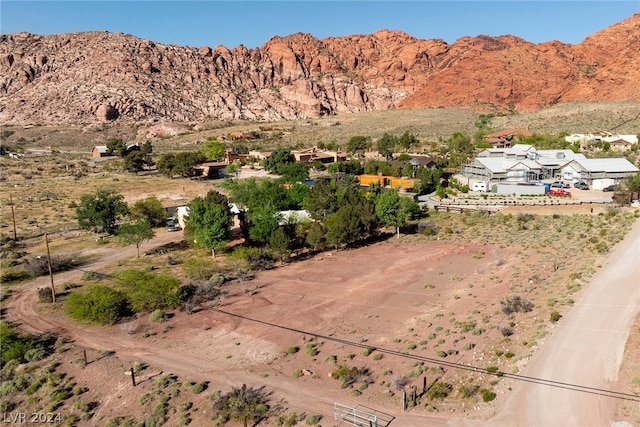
[0,13,639,125]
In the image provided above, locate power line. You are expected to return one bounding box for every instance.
[57,265,640,404]
[210,306,640,403]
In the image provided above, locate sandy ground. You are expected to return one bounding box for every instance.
[3,215,640,426]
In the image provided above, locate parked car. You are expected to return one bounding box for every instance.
[166,217,178,232]
[550,181,570,189]
[602,185,616,192]
[549,189,571,197]
[574,181,589,190]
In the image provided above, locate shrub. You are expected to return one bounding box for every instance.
[178,413,191,425]
[149,309,167,323]
[292,370,303,378]
[0,322,41,365]
[275,412,298,427]
[155,374,177,388]
[500,295,534,315]
[24,252,77,277]
[481,388,497,402]
[37,287,54,303]
[65,285,130,325]
[550,311,562,322]
[458,384,478,398]
[426,382,453,400]
[390,375,409,390]
[499,326,514,337]
[304,343,318,357]
[331,365,372,389]
[191,381,208,394]
[116,269,182,312]
[361,347,375,357]
[183,258,219,281]
[23,346,47,362]
[305,414,322,425]
[286,346,299,355]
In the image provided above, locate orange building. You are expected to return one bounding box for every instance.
[357,174,419,192]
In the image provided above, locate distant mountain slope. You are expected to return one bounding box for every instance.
[1,13,639,125]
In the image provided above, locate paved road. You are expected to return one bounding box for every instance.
[486,218,640,426]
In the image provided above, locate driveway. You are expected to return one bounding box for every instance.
[484,218,640,426]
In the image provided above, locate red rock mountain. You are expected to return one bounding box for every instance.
[1,13,639,124]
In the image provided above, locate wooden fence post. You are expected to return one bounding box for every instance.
[131,367,136,386]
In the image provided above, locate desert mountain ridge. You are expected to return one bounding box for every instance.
[1,13,639,125]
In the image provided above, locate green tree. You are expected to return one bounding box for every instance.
[303,179,338,220]
[446,132,475,169]
[204,189,230,207]
[65,285,130,325]
[346,135,371,157]
[202,139,225,161]
[157,152,207,178]
[212,384,271,427]
[327,159,364,175]
[247,207,279,244]
[186,195,232,255]
[117,220,156,258]
[156,153,177,178]
[223,178,291,212]
[415,166,443,195]
[263,148,293,175]
[325,187,377,248]
[375,189,404,238]
[268,228,290,264]
[305,222,326,252]
[376,133,397,160]
[225,161,242,178]
[106,138,128,157]
[625,171,640,192]
[287,183,309,209]
[76,189,129,234]
[123,151,147,174]
[279,162,309,183]
[131,196,166,227]
[398,131,419,150]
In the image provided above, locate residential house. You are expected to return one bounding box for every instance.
[564,132,638,150]
[608,139,634,152]
[248,150,273,161]
[225,152,249,165]
[463,147,637,183]
[482,129,535,148]
[91,145,110,158]
[462,157,543,182]
[290,147,347,164]
[560,158,639,182]
[358,174,420,192]
[191,161,227,179]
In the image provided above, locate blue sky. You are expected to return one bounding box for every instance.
[2,1,638,48]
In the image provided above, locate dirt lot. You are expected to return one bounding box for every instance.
[3,205,640,426]
[1,114,639,425]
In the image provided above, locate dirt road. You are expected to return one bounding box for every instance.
[483,219,640,426]
[5,220,640,427]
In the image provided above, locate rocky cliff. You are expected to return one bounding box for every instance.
[1,13,639,125]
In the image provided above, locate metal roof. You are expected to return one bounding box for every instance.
[570,158,639,173]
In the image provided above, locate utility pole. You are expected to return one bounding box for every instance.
[9,193,17,240]
[44,233,56,303]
